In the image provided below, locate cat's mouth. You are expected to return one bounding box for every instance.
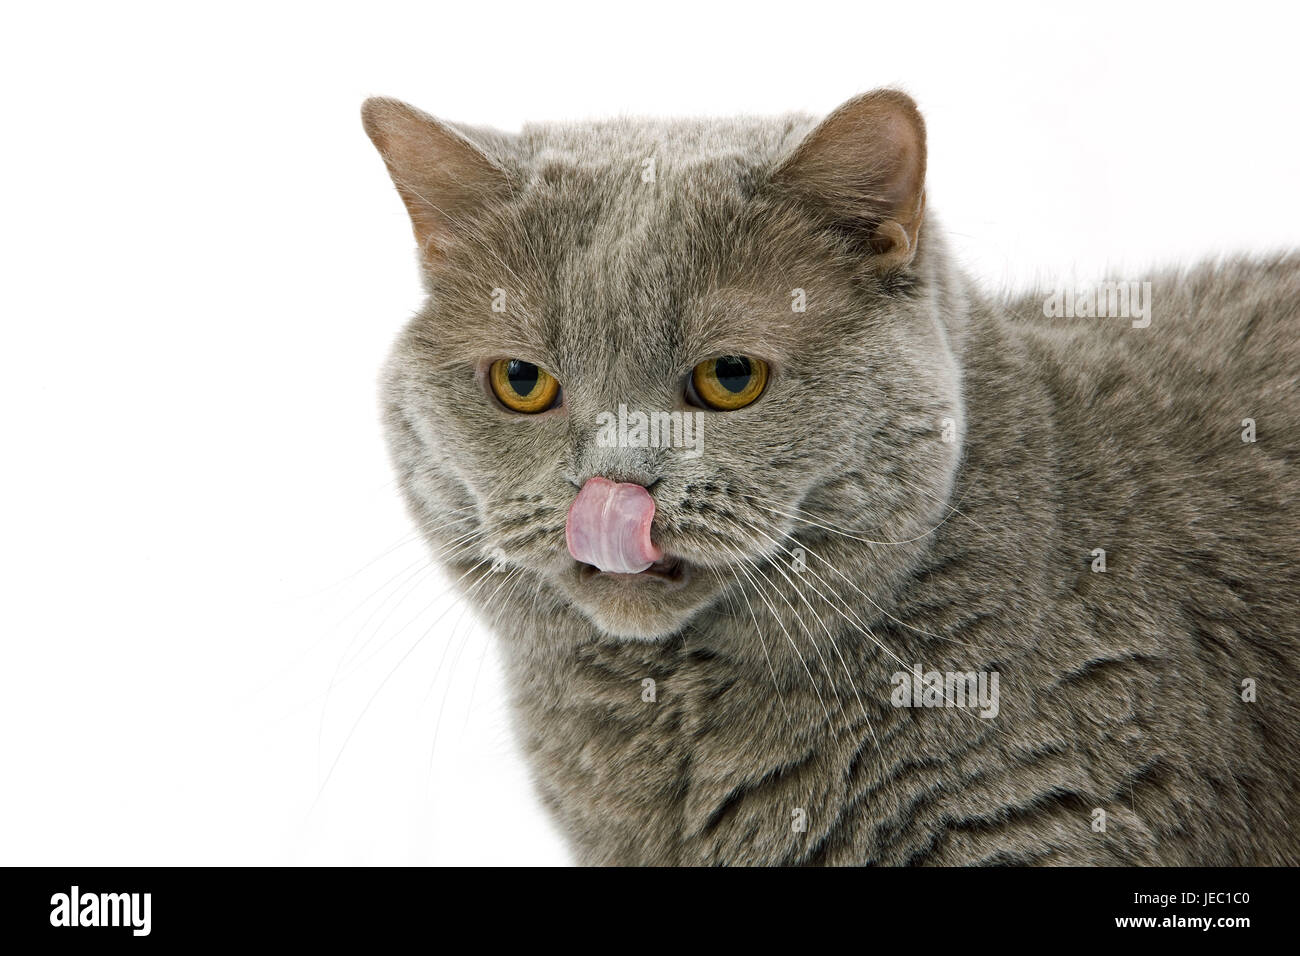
[562,477,701,631]
[576,555,687,585]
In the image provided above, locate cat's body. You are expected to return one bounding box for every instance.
[365,93,1300,865]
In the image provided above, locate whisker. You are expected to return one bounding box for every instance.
[717,541,832,725]
[338,528,486,676]
[709,564,794,732]
[888,472,992,537]
[739,522,879,751]
[767,535,1001,721]
[787,532,992,653]
[338,533,488,678]
[314,533,487,787]
[304,502,480,600]
[738,493,993,652]
[744,551,846,716]
[461,566,550,734]
[426,565,527,779]
[312,555,498,810]
[753,498,961,547]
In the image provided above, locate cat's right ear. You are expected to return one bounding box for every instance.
[361,97,511,261]
[770,89,927,271]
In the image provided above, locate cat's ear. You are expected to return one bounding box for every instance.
[771,89,927,270]
[361,97,511,259]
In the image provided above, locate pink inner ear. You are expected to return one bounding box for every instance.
[772,89,926,232]
[361,96,510,257]
[566,477,663,574]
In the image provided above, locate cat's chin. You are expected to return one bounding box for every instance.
[585,611,688,643]
[559,559,714,642]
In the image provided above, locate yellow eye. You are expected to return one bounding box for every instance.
[690,355,769,410]
[489,359,561,413]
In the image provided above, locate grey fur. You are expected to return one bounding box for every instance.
[363,92,1300,865]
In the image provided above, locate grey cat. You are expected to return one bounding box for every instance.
[361,90,1300,865]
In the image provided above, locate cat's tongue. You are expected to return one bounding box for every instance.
[566,477,663,574]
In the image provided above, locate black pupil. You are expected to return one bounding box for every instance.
[507,360,539,397]
[714,356,752,393]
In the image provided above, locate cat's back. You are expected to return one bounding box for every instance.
[1000,254,1300,444]
[987,252,1300,596]
[943,254,1300,863]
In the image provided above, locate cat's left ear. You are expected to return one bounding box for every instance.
[771,89,927,270]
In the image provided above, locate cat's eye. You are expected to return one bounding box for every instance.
[489,359,561,413]
[689,355,769,410]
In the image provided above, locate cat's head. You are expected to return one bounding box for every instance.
[365,91,963,643]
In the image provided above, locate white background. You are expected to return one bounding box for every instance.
[1,1,1296,865]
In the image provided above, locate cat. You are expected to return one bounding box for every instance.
[361,89,1300,865]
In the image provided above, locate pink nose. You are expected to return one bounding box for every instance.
[565,477,664,574]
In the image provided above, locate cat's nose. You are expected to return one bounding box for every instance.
[568,439,665,493]
[565,477,662,574]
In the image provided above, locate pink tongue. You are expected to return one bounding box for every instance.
[566,477,663,574]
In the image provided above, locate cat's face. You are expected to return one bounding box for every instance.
[370,92,962,642]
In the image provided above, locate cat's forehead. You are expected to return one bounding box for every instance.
[511,119,798,232]
[514,114,814,173]
[423,113,853,382]
[507,115,813,253]
[497,117,818,368]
